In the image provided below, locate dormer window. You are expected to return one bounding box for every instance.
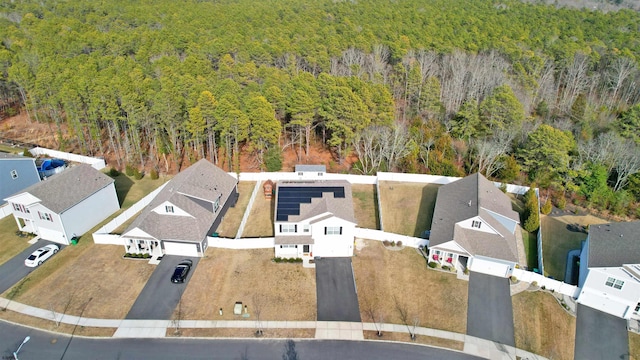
[472,220,481,228]
[165,205,174,213]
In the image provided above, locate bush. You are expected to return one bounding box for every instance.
[109,167,120,177]
[463,268,470,275]
[555,195,567,210]
[523,188,540,232]
[390,241,396,247]
[22,149,32,157]
[510,275,518,283]
[264,147,283,171]
[125,164,134,176]
[499,183,508,193]
[531,281,538,287]
[442,265,451,271]
[273,257,282,263]
[396,241,402,247]
[133,168,144,180]
[382,240,390,246]
[428,261,438,268]
[541,199,552,215]
[150,168,159,180]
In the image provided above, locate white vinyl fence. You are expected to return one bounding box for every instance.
[208,237,275,249]
[0,204,12,219]
[354,228,428,248]
[512,268,579,297]
[29,147,106,170]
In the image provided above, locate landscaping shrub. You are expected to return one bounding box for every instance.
[22,149,32,157]
[382,240,390,246]
[150,168,159,180]
[428,261,438,268]
[531,281,538,287]
[541,199,552,215]
[499,183,508,193]
[109,167,120,177]
[442,265,451,271]
[396,241,402,247]
[510,275,518,283]
[390,241,396,247]
[523,187,540,232]
[125,164,134,176]
[133,168,144,180]
[463,268,470,275]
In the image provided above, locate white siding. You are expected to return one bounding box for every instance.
[578,267,640,319]
[164,241,199,257]
[310,217,355,257]
[59,182,120,243]
[468,255,515,278]
[27,203,66,244]
[455,216,497,235]
[275,244,302,258]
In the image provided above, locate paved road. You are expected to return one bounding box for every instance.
[315,257,361,322]
[574,304,629,360]
[466,272,515,347]
[126,255,199,320]
[0,240,63,294]
[0,320,482,360]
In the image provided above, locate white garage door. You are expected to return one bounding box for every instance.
[469,257,512,278]
[163,241,199,257]
[38,227,66,245]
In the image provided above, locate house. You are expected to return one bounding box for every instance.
[294,164,327,180]
[0,153,40,205]
[274,180,356,259]
[120,159,238,258]
[4,164,119,245]
[577,221,640,319]
[427,173,523,278]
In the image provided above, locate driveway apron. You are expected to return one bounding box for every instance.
[0,240,64,294]
[315,257,361,322]
[466,271,515,347]
[126,255,199,320]
[574,304,629,360]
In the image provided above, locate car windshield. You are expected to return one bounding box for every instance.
[27,255,37,260]
[173,267,185,277]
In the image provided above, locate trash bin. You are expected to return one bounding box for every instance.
[70,237,79,245]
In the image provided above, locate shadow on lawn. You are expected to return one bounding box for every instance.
[415,185,439,237]
[113,174,134,206]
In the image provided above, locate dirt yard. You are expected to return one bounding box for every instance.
[6,244,155,319]
[215,181,256,238]
[351,184,379,229]
[175,248,316,321]
[378,181,440,237]
[241,194,274,237]
[512,290,576,360]
[352,240,468,334]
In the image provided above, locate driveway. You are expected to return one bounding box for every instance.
[466,272,515,346]
[125,255,199,320]
[315,257,361,322]
[574,304,629,360]
[0,240,63,294]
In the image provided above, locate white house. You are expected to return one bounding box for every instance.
[4,164,120,245]
[577,221,640,319]
[120,159,238,258]
[274,180,356,259]
[427,173,524,278]
[0,152,40,205]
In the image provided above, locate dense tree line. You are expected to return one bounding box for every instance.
[1,0,640,216]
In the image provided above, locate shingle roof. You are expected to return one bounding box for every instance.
[588,221,640,268]
[295,164,326,173]
[10,164,114,213]
[275,234,314,245]
[124,159,238,242]
[275,180,355,224]
[0,153,30,159]
[429,173,520,262]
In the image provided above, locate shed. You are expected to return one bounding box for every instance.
[263,180,274,199]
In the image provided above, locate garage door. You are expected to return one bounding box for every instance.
[469,256,512,278]
[38,227,66,245]
[163,241,199,257]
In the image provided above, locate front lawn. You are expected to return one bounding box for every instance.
[353,240,468,334]
[378,181,440,237]
[0,216,30,266]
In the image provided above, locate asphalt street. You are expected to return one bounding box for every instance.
[574,304,630,360]
[125,255,199,320]
[0,320,483,360]
[466,272,515,347]
[0,240,63,294]
[315,257,361,322]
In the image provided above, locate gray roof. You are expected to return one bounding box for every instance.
[429,173,520,262]
[0,153,32,160]
[295,164,326,173]
[124,159,237,243]
[10,164,114,213]
[588,221,640,267]
[275,180,355,224]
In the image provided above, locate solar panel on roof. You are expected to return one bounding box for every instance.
[275,186,345,221]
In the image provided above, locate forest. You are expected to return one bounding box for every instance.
[0,0,640,217]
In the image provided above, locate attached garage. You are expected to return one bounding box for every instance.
[163,241,199,257]
[469,256,514,278]
[38,227,67,245]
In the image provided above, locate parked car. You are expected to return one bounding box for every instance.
[24,244,59,267]
[171,259,193,283]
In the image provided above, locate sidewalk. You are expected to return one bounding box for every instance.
[0,296,549,360]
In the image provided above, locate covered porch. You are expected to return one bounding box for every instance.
[274,235,314,259]
[124,237,162,256]
[428,248,468,271]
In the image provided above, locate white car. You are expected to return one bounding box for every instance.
[24,244,59,267]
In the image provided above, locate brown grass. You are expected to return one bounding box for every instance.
[176,248,316,321]
[241,194,274,237]
[216,181,257,237]
[0,310,115,336]
[378,181,440,236]
[630,333,640,360]
[512,290,576,360]
[363,330,464,351]
[352,184,379,229]
[541,214,608,280]
[6,244,155,319]
[0,216,30,266]
[168,328,315,338]
[353,240,467,333]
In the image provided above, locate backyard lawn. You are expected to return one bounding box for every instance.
[176,248,316,321]
[242,194,274,237]
[0,216,30,266]
[512,290,576,360]
[541,214,608,281]
[352,240,468,334]
[378,181,440,237]
[351,184,379,229]
[631,333,640,360]
[215,181,256,238]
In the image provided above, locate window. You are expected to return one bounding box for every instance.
[214,194,222,212]
[10,170,18,179]
[472,220,481,228]
[280,224,297,233]
[165,205,174,213]
[280,245,297,249]
[635,302,640,313]
[318,172,324,176]
[605,277,624,290]
[325,226,342,235]
[303,225,310,233]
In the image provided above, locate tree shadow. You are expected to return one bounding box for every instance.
[414,184,440,237]
[113,174,134,206]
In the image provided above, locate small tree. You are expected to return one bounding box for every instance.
[541,199,552,215]
[150,168,159,180]
[523,187,540,232]
[264,147,283,171]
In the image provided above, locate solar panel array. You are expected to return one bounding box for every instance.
[276,186,345,221]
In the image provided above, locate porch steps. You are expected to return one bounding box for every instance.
[148,255,162,265]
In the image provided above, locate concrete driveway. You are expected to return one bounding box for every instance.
[125,255,199,320]
[466,272,515,346]
[315,257,361,322]
[0,240,64,294]
[574,304,629,360]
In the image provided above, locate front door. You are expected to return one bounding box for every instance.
[303,244,310,254]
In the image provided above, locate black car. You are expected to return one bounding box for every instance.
[170,259,193,283]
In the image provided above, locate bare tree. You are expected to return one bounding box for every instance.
[363,298,384,337]
[472,128,517,177]
[557,53,591,115]
[393,295,415,340]
[171,298,183,336]
[610,138,640,191]
[252,294,266,336]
